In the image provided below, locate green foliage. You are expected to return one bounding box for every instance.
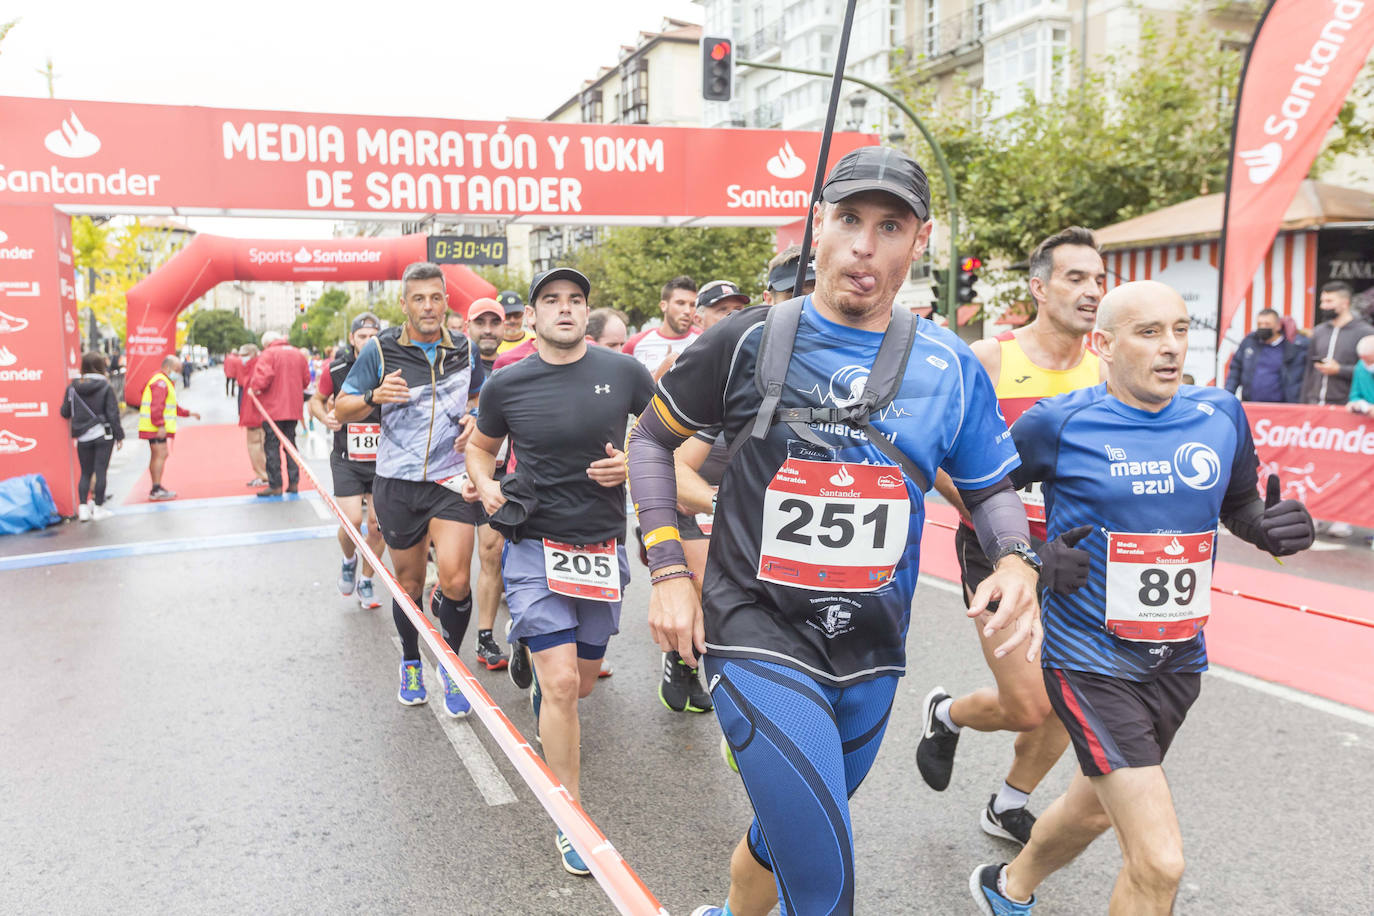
[72,216,186,345]
[0,18,19,50]
[893,11,1373,263]
[289,288,350,352]
[187,309,256,355]
[568,226,775,326]
[475,265,532,299]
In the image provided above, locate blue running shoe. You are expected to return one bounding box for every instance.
[397,659,427,706]
[438,666,471,719]
[689,908,726,916]
[555,831,590,876]
[971,863,1035,915]
[356,577,381,609]
[337,556,357,595]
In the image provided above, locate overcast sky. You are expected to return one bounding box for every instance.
[0,0,703,237]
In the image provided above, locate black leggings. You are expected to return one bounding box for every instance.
[76,438,114,505]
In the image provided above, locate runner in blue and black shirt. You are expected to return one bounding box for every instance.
[628,147,1045,916]
[970,280,1315,916]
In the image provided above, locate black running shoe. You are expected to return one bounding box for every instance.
[980,795,1037,846]
[916,686,960,791]
[506,620,532,690]
[475,632,508,671]
[659,651,711,713]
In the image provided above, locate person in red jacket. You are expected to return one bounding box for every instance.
[236,344,268,487]
[248,331,312,497]
[224,349,242,398]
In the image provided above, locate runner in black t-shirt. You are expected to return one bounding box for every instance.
[465,267,654,878]
[309,313,387,609]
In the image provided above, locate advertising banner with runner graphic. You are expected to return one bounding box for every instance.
[1217,0,1374,349]
[0,96,874,223]
[1248,402,1374,528]
[0,205,81,517]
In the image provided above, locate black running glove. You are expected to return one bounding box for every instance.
[1259,475,1315,556]
[1039,524,1093,595]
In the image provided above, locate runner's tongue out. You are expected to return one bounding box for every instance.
[850,273,876,292]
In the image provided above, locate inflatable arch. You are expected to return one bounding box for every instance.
[122,232,495,406]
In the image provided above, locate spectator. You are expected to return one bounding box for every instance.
[61,351,125,520]
[1301,281,1374,405]
[248,331,311,497]
[1347,335,1374,415]
[1225,308,1309,402]
[224,348,242,398]
[139,355,201,501]
[181,356,193,388]
[237,344,269,487]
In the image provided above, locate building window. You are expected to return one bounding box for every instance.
[620,57,649,125]
[580,89,603,123]
[923,0,938,55]
[983,22,1067,117]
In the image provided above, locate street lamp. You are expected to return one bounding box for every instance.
[847,91,868,131]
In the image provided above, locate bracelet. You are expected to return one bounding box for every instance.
[650,569,696,585]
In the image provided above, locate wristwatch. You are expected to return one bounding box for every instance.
[363,388,377,407]
[993,542,1042,574]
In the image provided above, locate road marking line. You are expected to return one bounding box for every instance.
[390,637,517,806]
[914,579,1374,727]
[305,493,333,521]
[111,493,320,515]
[0,525,335,571]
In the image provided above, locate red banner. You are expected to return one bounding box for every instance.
[0,205,81,516]
[0,97,874,223]
[1248,402,1374,528]
[1218,0,1374,341]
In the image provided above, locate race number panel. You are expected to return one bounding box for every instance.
[543,539,621,602]
[1019,481,1046,523]
[346,422,380,461]
[1104,530,1214,642]
[695,512,714,536]
[758,459,910,592]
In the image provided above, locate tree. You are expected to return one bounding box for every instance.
[289,288,350,352]
[187,309,255,355]
[72,216,186,345]
[894,11,1374,264]
[475,265,532,299]
[568,226,775,326]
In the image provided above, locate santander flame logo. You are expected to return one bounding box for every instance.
[294,246,313,264]
[0,345,17,366]
[828,465,856,487]
[766,140,806,180]
[1239,143,1282,185]
[0,230,7,243]
[1163,537,1185,557]
[44,111,102,159]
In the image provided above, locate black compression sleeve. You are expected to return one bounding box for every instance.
[961,477,1031,561]
[627,406,690,572]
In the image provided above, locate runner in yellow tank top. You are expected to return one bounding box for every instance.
[921,228,1108,847]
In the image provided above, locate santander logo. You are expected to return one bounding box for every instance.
[0,345,17,366]
[766,140,806,179]
[293,246,313,264]
[1239,142,1282,185]
[44,111,102,159]
[0,230,7,243]
[0,429,39,454]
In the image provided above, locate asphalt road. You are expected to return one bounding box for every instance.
[4,366,1372,914]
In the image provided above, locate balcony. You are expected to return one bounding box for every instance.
[750,99,783,129]
[738,19,783,60]
[898,4,986,69]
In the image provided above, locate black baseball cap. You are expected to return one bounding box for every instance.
[696,280,750,311]
[497,290,524,315]
[767,257,816,292]
[821,146,930,221]
[528,268,591,304]
[350,312,381,334]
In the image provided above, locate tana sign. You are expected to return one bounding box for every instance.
[0,97,875,224]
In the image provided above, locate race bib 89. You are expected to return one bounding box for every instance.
[757,459,910,592]
[1104,530,1214,642]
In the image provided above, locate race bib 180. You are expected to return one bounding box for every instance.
[757,459,910,592]
[346,422,380,461]
[543,539,621,602]
[1104,530,1214,642]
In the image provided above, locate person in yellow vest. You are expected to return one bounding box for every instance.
[139,355,201,501]
[919,227,1108,846]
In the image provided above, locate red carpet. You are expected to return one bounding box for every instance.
[919,503,1374,714]
[123,423,316,503]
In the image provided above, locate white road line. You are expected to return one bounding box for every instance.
[306,493,333,521]
[1205,666,1374,730]
[390,637,517,806]
[914,579,1374,729]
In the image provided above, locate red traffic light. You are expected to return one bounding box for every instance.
[710,40,731,60]
[960,256,982,272]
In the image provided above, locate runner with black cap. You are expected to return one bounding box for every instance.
[334,262,483,718]
[310,312,388,609]
[495,289,534,355]
[761,244,817,305]
[466,266,655,877]
[628,146,1042,916]
[656,278,751,713]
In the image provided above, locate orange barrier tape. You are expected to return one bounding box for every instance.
[251,395,667,916]
[922,516,1374,630]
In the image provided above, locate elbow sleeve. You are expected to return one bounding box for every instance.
[627,409,689,572]
[967,483,1031,560]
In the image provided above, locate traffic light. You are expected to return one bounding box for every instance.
[931,269,948,304]
[958,256,981,304]
[702,36,734,102]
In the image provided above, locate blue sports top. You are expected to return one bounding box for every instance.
[1010,384,1260,680]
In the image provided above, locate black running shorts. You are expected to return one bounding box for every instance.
[1044,667,1201,777]
[330,453,376,498]
[676,510,710,542]
[373,475,481,550]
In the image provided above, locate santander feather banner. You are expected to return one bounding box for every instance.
[1217,0,1374,348]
